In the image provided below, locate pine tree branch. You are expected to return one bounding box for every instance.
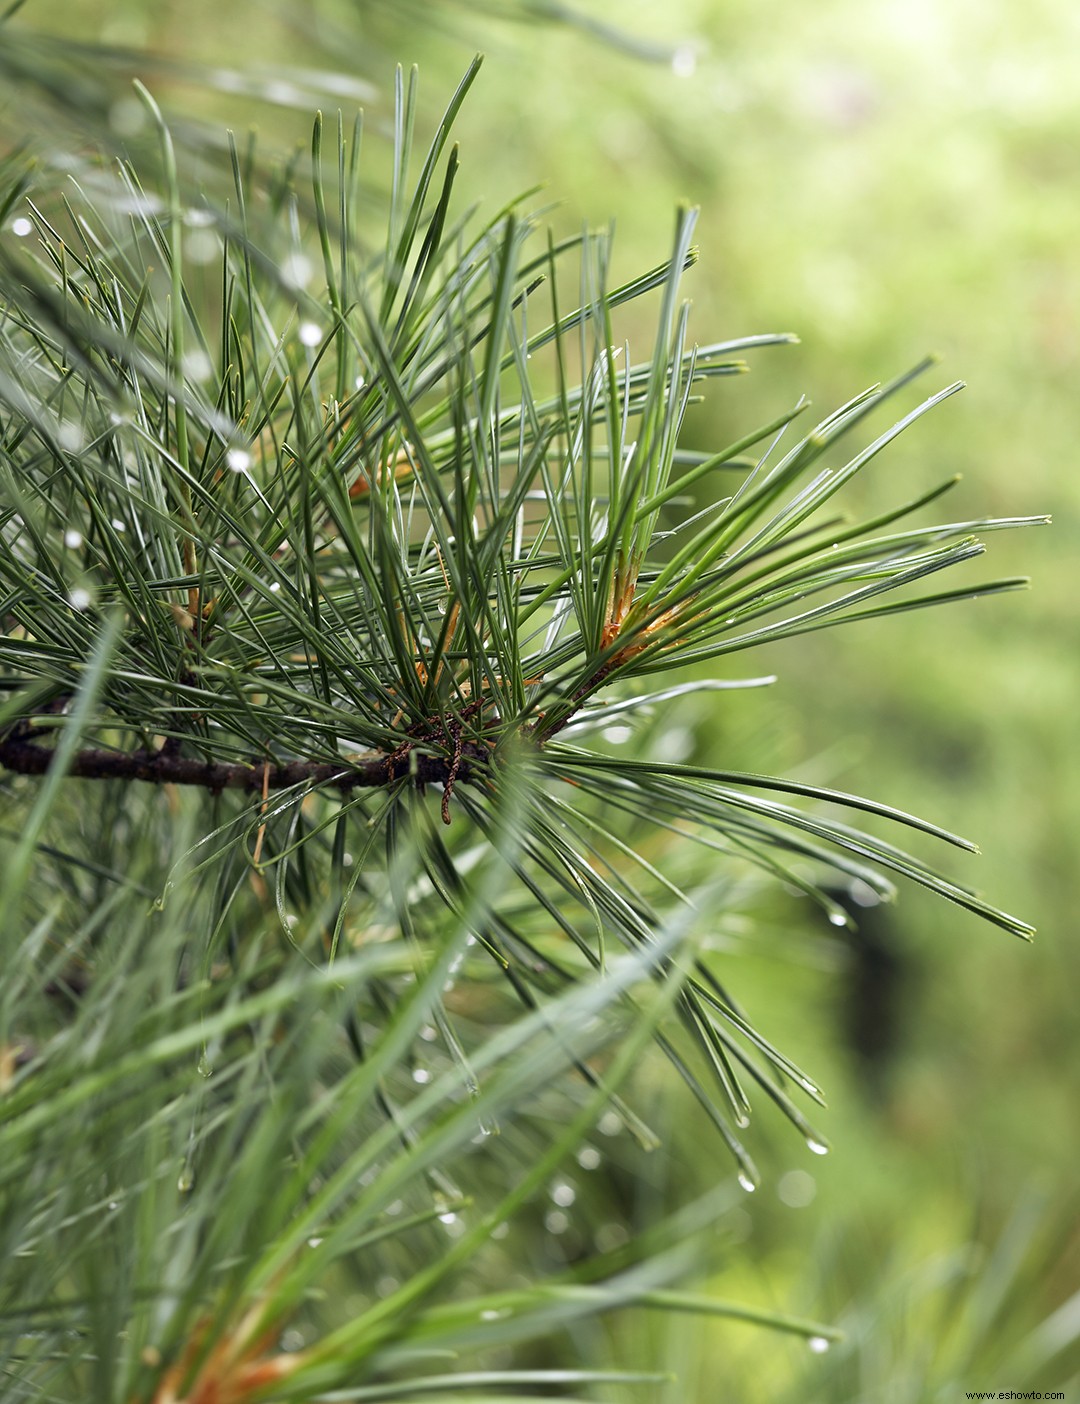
[0,735,486,797]
[530,660,617,743]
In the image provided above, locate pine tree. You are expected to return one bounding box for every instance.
[0,20,1040,1402]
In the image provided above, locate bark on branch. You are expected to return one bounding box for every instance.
[0,736,474,795]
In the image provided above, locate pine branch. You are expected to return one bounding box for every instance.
[0,733,489,798]
[0,52,1038,1228]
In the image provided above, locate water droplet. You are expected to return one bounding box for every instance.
[808,1335,831,1354]
[598,1111,622,1137]
[376,1275,399,1298]
[307,1235,323,1248]
[282,253,314,289]
[737,1171,757,1193]
[671,44,697,78]
[827,910,847,927]
[412,1067,432,1085]
[177,1170,194,1193]
[603,724,633,745]
[226,447,251,473]
[594,1222,630,1252]
[268,580,281,593]
[576,1146,601,1170]
[11,216,33,238]
[182,349,213,382]
[545,1209,569,1235]
[480,1308,506,1322]
[110,518,126,533]
[108,1200,119,1211]
[491,1221,510,1240]
[354,374,366,391]
[63,529,83,549]
[196,1052,212,1078]
[68,587,92,611]
[806,1138,830,1156]
[778,1169,817,1207]
[419,1024,438,1042]
[438,1211,457,1225]
[299,321,322,347]
[550,1180,576,1207]
[182,226,214,263]
[385,1200,403,1216]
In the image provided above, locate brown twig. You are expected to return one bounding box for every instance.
[528,660,616,744]
[0,736,481,796]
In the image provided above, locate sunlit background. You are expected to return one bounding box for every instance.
[9,0,1079,1395]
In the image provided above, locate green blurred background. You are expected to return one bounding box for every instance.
[9,0,1079,1395]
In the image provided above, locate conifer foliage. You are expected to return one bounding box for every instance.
[0,44,1038,1403]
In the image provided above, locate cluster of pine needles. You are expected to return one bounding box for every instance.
[0,44,1042,1404]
